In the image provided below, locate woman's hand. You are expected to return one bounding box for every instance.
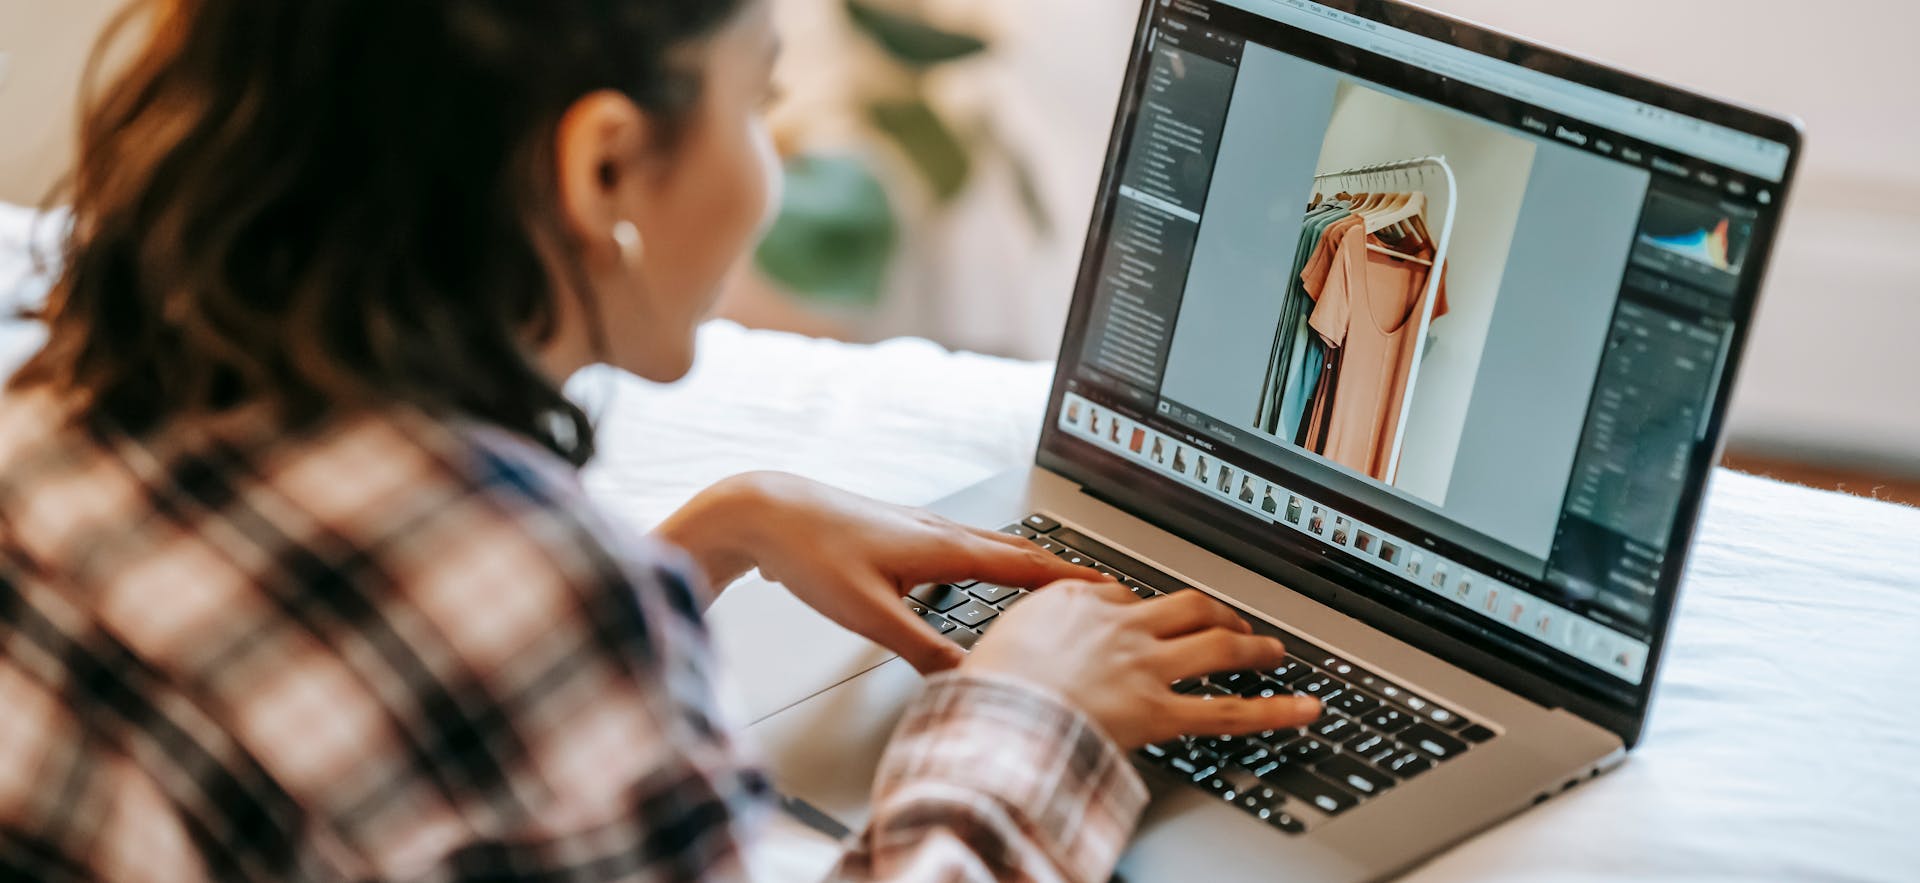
[655,472,1102,673]
[965,580,1323,749]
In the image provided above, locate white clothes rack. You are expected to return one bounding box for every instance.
[1307,155,1456,485]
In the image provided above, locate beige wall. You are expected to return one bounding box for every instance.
[0,0,126,205]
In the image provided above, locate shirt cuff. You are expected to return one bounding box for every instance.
[873,671,1150,881]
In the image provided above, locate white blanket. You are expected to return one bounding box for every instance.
[5,205,1916,879]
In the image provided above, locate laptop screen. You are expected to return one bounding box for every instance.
[1041,0,1796,705]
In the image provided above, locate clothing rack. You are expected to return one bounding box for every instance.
[1308,155,1456,484]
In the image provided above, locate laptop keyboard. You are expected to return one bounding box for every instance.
[903,514,1498,835]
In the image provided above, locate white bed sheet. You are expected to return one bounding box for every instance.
[4,205,1916,879]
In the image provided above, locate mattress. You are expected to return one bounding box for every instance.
[5,204,1915,879]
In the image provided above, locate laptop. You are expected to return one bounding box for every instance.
[730,0,1801,878]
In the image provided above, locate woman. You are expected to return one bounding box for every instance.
[0,0,1322,880]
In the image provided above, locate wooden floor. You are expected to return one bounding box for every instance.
[1721,451,1920,508]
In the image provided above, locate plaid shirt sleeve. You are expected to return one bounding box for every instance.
[0,402,1148,882]
[835,672,1150,883]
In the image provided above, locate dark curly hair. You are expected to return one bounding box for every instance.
[11,0,747,465]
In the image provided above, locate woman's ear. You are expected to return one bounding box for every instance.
[553,90,653,258]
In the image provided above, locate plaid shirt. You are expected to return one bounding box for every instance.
[0,391,1147,883]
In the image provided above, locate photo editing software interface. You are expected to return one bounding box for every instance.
[1056,0,1788,695]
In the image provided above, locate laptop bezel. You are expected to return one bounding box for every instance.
[1034,0,1803,747]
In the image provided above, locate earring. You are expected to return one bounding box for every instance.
[612,220,645,269]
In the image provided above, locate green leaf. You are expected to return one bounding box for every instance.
[754,154,899,307]
[844,0,988,67]
[868,98,972,202]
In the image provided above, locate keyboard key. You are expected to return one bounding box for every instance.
[908,584,970,613]
[1314,754,1396,796]
[1364,708,1414,733]
[944,628,980,650]
[1295,674,1336,696]
[1425,705,1465,729]
[920,612,956,634]
[1310,715,1358,741]
[996,591,1030,609]
[1318,657,1363,680]
[947,600,999,629]
[1399,724,1468,761]
[904,599,928,616]
[1031,538,1067,554]
[1182,762,1221,784]
[1330,690,1381,717]
[1057,550,1095,568]
[1382,750,1434,779]
[1141,742,1169,760]
[967,583,1020,604]
[1238,784,1285,815]
[1234,747,1272,768]
[1211,671,1256,692]
[1241,680,1285,699]
[1047,528,1188,594]
[1001,524,1037,539]
[1172,678,1204,694]
[1268,660,1313,685]
[1217,769,1263,800]
[1023,514,1061,533]
[1264,809,1307,832]
[1260,764,1360,816]
[1345,732,1396,763]
[1459,723,1497,744]
[1130,585,1157,600]
[1279,738,1334,764]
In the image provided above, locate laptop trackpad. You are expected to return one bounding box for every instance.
[746,656,924,832]
[708,574,898,724]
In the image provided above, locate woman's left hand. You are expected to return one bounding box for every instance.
[656,472,1105,673]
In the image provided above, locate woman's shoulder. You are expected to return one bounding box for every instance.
[0,392,697,606]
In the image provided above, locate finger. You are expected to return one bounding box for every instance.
[1162,693,1324,739]
[1131,589,1255,639]
[1070,577,1139,605]
[950,535,1106,589]
[1151,629,1289,680]
[849,579,968,674]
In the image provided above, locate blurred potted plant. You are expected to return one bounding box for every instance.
[743,0,1050,334]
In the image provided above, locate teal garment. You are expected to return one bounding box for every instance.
[1259,203,1351,431]
[1258,204,1348,437]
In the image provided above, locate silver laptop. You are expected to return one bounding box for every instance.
[736,0,1801,878]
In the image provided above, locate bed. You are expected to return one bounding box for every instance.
[4,204,1916,879]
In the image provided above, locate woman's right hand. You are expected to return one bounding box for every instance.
[963,580,1323,750]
